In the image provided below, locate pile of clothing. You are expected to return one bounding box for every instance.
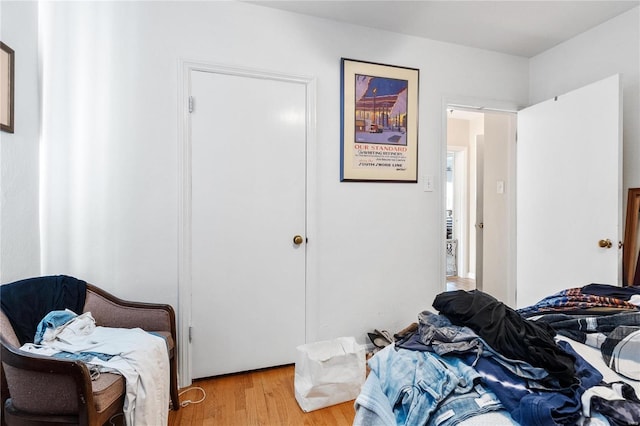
[354,289,640,426]
[20,309,169,425]
[517,284,640,318]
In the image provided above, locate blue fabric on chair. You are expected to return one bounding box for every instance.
[0,275,87,345]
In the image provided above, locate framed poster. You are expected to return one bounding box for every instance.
[1,42,14,134]
[340,58,419,182]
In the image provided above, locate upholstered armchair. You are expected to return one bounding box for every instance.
[0,276,179,425]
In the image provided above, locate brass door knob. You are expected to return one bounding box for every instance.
[598,239,612,248]
[293,235,304,245]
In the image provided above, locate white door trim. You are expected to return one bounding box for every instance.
[177,59,316,387]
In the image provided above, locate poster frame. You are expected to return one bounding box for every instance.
[340,58,419,182]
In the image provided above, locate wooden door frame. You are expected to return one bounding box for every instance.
[177,60,316,387]
[623,188,640,286]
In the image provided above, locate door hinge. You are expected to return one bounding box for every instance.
[188,96,194,113]
[189,326,193,342]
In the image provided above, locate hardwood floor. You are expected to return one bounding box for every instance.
[446,275,475,292]
[168,365,355,425]
[165,278,476,425]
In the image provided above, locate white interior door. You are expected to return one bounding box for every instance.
[190,69,307,378]
[517,74,621,308]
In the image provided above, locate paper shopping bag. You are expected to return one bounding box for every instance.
[294,336,366,412]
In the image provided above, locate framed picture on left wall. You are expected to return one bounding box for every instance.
[1,42,15,133]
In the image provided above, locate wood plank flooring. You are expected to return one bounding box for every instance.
[446,275,476,291]
[166,277,475,425]
[168,365,355,426]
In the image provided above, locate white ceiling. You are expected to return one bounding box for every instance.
[248,1,639,58]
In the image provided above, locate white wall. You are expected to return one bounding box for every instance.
[482,112,517,306]
[530,7,640,195]
[0,1,40,282]
[37,1,529,347]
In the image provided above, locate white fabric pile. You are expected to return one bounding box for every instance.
[21,310,169,425]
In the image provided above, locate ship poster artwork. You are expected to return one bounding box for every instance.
[340,58,419,182]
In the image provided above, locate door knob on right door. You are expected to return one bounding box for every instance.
[598,239,613,248]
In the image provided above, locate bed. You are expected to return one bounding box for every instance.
[353,284,640,426]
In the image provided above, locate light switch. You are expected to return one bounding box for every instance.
[424,175,434,192]
[497,180,504,194]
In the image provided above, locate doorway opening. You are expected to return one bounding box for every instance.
[444,106,516,305]
[445,108,483,292]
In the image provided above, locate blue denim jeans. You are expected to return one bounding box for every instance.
[464,340,603,425]
[368,346,503,426]
[33,309,78,344]
[411,311,550,381]
[427,356,505,426]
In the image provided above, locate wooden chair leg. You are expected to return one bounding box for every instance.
[170,355,180,410]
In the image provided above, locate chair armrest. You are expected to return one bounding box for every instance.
[83,284,177,337]
[1,337,95,421]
